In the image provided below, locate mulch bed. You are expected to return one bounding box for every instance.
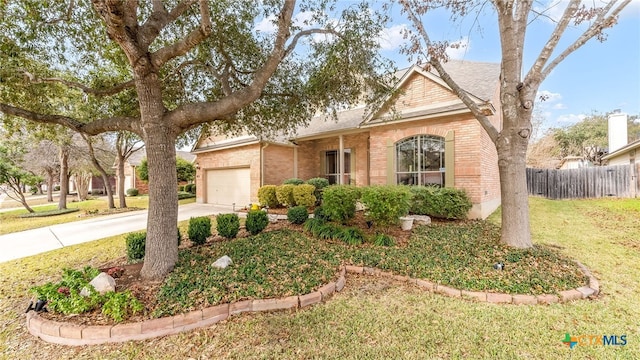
[38,212,414,326]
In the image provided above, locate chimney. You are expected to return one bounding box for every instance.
[608,112,628,153]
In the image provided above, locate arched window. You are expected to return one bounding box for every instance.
[396,135,445,186]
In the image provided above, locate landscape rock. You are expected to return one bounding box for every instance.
[80,272,116,296]
[410,215,431,225]
[212,255,233,269]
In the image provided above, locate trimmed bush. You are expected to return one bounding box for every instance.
[246,210,269,235]
[177,191,195,200]
[190,184,196,194]
[322,185,361,224]
[283,178,304,185]
[292,184,316,208]
[287,205,309,224]
[125,232,146,262]
[410,186,472,219]
[178,185,185,192]
[361,185,412,227]
[257,185,279,208]
[216,213,240,239]
[373,233,395,247]
[188,216,212,245]
[275,184,296,207]
[306,177,329,203]
[126,188,139,197]
[313,206,331,222]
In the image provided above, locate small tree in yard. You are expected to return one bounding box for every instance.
[399,0,632,248]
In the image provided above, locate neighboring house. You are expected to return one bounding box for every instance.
[556,156,592,170]
[601,139,640,166]
[118,148,196,194]
[192,60,503,219]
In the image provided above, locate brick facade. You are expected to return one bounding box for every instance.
[193,65,502,218]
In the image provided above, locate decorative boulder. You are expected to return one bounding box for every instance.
[212,255,233,269]
[80,272,116,296]
[410,215,432,225]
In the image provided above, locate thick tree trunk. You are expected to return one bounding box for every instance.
[85,136,115,208]
[496,113,533,248]
[58,146,69,210]
[137,68,179,280]
[116,155,127,208]
[140,126,179,280]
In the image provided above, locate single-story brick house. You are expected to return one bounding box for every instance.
[192,60,503,218]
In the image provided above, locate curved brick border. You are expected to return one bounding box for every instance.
[26,262,598,345]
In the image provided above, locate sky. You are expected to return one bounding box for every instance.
[375,1,640,132]
[257,0,640,135]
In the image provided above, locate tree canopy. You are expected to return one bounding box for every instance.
[138,157,195,183]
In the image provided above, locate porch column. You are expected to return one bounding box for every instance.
[339,135,344,185]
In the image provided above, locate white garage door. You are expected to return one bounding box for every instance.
[206,168,251,206]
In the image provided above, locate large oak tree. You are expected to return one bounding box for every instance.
[0,0,392,279]
[399,0,631,248]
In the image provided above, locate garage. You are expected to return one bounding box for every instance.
[205,167,251,206]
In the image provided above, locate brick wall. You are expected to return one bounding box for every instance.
[296,132,369,185]
[263,145,295,185]
[194,144,261,203]
[392,73,460,112]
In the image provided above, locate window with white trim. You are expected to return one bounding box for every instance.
[324,149,352,185]
[396,135,445,186]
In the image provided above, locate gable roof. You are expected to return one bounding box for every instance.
[602,138,640,161]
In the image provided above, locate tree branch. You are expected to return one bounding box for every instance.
[525,0,580,84]
[284,28,341,57]
[140,0,198,48]
[43,0,76,24]
[0,103,140,136]
[151,0,211,67]
[401,1,499,143]
[166,0,296,131]
[539,0,630,81]
[22,71,135,96]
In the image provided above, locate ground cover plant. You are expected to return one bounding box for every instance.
[1,198,639,359]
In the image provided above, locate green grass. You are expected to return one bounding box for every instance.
[0,196,195,235]
[1,197,639,359]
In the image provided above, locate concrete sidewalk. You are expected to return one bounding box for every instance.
[0,203,237,263]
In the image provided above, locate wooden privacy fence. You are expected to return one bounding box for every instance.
[526,164,639,200]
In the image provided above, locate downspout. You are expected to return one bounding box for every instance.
[293,146,298,179]
[339,135,344,185]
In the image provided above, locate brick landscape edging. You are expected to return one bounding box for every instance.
[26,262,598,345]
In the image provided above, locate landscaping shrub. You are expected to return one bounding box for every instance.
[287,205,309,224]
[313,206,331,222]
[275,184,296,207]
[177,227,182,246]
[246,210,269,235]
[410,186,472,219]
[178,185,185,192]
[216,213,240,239]
[101,290,144,323]
[283,178,304,185]
[322,185,361,223]
[126,188,139,197]
[292,184,316,208]
[190,184,196,194]
[257,185,279,208]
[373,233,395,247]
[360,185,411,227]
[315,222,343,240]
[338,227,365,245]
[303,218,325,234]
[306,177,329,203]
[54,185,60,191]
[188,216,212,245]
[177,191,195,200]
[125,231,146,262]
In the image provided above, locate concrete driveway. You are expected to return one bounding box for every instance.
[0,203,237,263]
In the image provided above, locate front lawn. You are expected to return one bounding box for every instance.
[0,196,195,235]
[1,197,638,359]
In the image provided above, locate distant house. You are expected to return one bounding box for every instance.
[556,156,592,170]
[192,60,503,219]
[602,139,640,166]
[118,149,196,194]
